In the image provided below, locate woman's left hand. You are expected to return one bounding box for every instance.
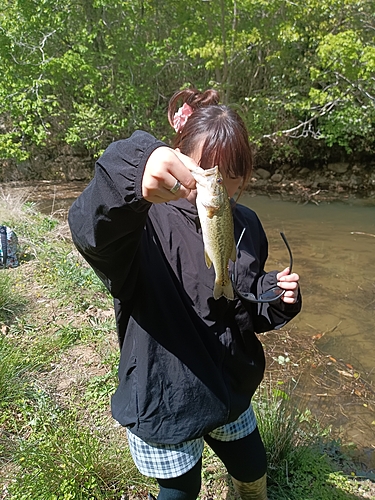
[276,268,300,304]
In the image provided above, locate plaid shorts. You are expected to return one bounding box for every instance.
[126,404,256,479]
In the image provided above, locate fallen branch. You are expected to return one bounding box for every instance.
[350,231,375,238]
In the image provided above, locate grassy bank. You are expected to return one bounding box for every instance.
[0,193,373,499]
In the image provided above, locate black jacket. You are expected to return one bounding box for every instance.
[68,130,301,444]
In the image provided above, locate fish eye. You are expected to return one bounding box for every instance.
[217,177,223,184]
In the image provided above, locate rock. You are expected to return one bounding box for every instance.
[328,162,349,174]
[349,174,360,188]
[299,167,310,176]
[312,176,330,189]
[252,179,268,187]
[281,163,292,171]
[256,168,271,180]
[271,173,283,183]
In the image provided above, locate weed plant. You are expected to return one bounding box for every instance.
[253,380,366,499]
[8,409,150,500]
[0,334,36,416]
[0,271,27,323]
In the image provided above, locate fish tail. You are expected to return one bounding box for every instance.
[213,280,235,301]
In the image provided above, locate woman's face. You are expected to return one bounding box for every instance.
[187,142,243,199]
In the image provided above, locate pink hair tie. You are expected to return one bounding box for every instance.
[173,103,193,133]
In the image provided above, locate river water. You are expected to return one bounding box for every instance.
[3,181,375,461]
[241,192,375,460]
[242,192,375,380]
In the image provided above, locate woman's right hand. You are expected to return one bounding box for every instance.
[142,147,197,203]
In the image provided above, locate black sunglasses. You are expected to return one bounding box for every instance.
[231,231,293,303]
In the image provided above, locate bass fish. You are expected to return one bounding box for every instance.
[189,165,236,300]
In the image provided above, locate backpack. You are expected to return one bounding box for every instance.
[0,225,19,268]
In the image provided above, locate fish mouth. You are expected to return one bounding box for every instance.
[187,164,219,177]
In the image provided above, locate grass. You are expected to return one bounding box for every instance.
[0,191,373,499]
[252,381,371,499]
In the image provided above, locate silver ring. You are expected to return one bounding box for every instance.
[169,180,181,194]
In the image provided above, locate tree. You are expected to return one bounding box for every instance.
[0,0,374,167]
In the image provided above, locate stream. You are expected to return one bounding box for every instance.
[242,193,375,382]
[242,192,375,463]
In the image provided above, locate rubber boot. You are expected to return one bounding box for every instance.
[231,473,268,500]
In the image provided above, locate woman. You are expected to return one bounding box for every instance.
[68,88,301,500]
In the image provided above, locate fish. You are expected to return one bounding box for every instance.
[188,165,236,300]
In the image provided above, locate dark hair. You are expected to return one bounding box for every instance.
[168,88,253,191]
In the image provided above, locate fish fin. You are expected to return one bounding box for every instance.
[204,250,212,268]
[230,241,236,262]
[213,281,235,301]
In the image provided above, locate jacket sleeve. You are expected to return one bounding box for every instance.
[68,130,166,299]
[253,271,302,333]
[234,207,302,333]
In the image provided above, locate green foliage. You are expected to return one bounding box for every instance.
[84,364,118,410]
[9,410,145,500]
[0,271,26,323]
[0,0,374,165]
[268,445,363,499]
[253,381,318,477]
[0,333,36,410]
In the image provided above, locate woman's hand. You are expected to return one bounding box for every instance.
[142,147,197,203]
[277,268,300,304]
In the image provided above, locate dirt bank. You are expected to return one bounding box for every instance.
[1,144,375,205]
[249,162,375,204]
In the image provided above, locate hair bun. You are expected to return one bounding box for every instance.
[191,89,220,108]
[168,88,220,129]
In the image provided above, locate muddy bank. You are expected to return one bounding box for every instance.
[249,162,375,204]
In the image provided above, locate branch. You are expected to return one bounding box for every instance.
[38,30,56,64]
[262,99,340,140]
[333,71,375,102]
[350,232,375,238]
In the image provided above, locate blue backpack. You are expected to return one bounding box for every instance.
[0,225,19,268]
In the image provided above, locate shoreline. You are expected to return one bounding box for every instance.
[2,176,375,210]
[248,180,375,206]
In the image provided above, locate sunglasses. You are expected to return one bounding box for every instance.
[230,231,293,303]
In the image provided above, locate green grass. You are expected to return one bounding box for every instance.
[253,381,371,499]
[0,334,37,422]
[0,271,27,323]
[8,408,148,500]
[0,192,373,500]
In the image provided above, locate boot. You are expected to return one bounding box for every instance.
[231,473,268,500]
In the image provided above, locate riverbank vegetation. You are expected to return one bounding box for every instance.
[0,0,374,182]
[1,196,374,498]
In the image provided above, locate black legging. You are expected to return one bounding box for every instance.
[156,427,267,500]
